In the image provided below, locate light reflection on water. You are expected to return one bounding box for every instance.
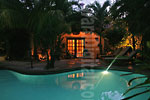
[100,91,124,100]
[0,70,149,100]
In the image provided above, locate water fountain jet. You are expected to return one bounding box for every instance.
[105,54,120,71]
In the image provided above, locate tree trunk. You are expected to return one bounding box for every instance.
[141,37,144,60]
[45,49,55,69]
[132,34,136,50]
[33,35,38,61]
[50,49,55,68]
[45,50,50,69]
[5,40,11,60]
[141,34,149,61]
[99,33,103,55]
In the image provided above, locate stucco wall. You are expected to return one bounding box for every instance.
[62,32,104,58]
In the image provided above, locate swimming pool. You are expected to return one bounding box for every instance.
[0,69,149,100]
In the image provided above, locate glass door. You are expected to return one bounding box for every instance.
[76,39,84,57]
[67,39,75,56]
[67,38,85,58]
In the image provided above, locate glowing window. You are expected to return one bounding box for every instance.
[67,39,85,57]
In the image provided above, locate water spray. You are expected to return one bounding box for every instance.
[96,54,121,87]
[104,54,120,72]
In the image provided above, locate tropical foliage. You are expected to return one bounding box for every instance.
[110,0,150,54]
[109,0,150,99]
[120,74,150,100]
[0,0,80,68]
[103,19,127,47]
[0,0,30,59]
[86,0,110,54]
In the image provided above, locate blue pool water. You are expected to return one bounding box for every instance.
[0,69,149,100]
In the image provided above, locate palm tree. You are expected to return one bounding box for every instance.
[86,1,110,54]
[0,0,30,59]
[0,0,79,68]
[0,0,28,28]
[33,10,69,69]
[0,0,82,68]
[27,0,80,69]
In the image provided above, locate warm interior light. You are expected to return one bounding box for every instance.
[67,39,84,57]
[38,49,51,61]
[68,73,84,78]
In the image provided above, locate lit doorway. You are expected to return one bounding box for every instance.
[67,38,85,58]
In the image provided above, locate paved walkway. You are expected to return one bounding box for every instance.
[1,59,106,68]
[0,55,150,75]
[1,58,149,75]
[0,59,108,74]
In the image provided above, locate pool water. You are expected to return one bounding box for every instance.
[0,70,149,100]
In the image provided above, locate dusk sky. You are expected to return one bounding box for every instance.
[70,0,114,10]
[71,0,114,5]
[80,0,113,5]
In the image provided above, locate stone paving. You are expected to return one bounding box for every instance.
[0,59,108,74]
[1,58,148,75]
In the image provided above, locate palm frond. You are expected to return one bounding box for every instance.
[127,76,148,86]
[123,77,150,96]
[102,0,110,12]
[0,0,28,28]
[120,72,134,76]
[122,89,150,100]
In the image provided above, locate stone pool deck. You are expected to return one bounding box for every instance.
[0,59,105,74]
[0,59,149,75]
